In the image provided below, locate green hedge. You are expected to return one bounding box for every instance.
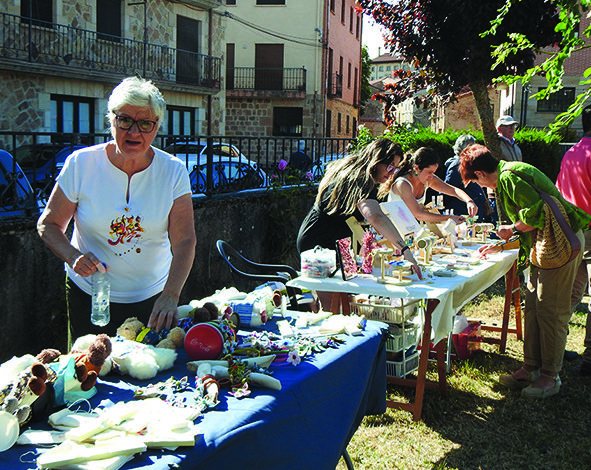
[353,124,568,181]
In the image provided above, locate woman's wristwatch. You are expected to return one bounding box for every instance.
[511,224,521,235]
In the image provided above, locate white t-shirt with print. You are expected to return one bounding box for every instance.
[58,142,192,303]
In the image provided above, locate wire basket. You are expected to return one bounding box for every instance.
[349,298,420,324]
[386,351,420,377]
[386,323,421,353]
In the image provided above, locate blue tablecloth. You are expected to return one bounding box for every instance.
[1,318,387,470]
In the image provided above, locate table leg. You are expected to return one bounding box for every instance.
[481,260,522,353]
[386,299,446,422]
[329,292,351,315]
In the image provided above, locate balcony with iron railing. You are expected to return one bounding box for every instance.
[0,12,221,91]
[328,72,343,98]
[226,67,306,98]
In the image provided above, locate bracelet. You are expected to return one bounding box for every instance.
[400,245,410,255]
[511,224,521,235]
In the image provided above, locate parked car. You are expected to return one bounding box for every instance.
[13,143,84,203]
[0,150,40,218]
[163,142,268,193]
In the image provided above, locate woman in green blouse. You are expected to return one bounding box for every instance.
[459,144,591,399]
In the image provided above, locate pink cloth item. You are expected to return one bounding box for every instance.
[556,137,591,214]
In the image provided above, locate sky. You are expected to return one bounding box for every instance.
[362,14,389,59]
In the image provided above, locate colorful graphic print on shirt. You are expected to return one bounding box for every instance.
[108,213,144,255]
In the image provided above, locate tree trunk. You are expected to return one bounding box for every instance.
[470,79,501,159]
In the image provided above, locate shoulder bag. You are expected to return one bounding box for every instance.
[504,169,581,270]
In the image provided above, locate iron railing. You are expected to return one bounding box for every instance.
[0,12,221,89]
[328,72,343,98]
[0,132,353,214]
[226,67,306,92]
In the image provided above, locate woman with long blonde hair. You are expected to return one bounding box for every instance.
[297,138,421,277]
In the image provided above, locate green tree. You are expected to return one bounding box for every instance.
[357,0,560,156]
[486,0,591,134]
[360,45,373,113]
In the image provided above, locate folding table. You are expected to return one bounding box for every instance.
[288,246,521,421]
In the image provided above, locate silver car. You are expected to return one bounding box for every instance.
[164,142,268,193]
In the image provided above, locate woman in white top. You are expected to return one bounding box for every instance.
[37,77,196,340]
[380,147,478,224]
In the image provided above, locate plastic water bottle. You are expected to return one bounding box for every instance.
[91,264,110,327]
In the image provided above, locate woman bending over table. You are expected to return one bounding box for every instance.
[459,144,590,399]
[297,138,422,286]
[37,77,196,342]
[379,147,478,224]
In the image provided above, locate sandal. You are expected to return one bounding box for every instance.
[521,374,561,399]
[499,367,540,387]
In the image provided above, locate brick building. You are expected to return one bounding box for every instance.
[223,0,362,139]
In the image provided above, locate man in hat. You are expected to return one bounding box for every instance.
[496,115,522,161]
[488,115,523,225]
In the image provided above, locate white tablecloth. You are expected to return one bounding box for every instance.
[288,246,519,344]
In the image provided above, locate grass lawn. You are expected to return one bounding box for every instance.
[337,281,591,470]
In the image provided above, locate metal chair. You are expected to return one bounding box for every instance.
[216,240,312,311]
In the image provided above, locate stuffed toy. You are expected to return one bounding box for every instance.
[109,338,177,380]
[116,317,186,350]
[68,333,177,381]
[185,286,283,329]
[69,334,113,387]
[0,352,58,426]
[178,301,223,332]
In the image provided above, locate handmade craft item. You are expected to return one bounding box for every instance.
[415,235,437,263]
[473,223,495,243]
[373,248,412,285]
[187,355,280,391]
[359,231,379,273]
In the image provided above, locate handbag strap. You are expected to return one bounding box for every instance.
[503,168,581,251]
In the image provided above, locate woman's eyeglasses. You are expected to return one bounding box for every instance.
[115,115,157,133]
[386,164,399,174]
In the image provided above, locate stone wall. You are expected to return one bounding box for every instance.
[0,187,315,362]
[225,95,319,138]
[0,73,45,135]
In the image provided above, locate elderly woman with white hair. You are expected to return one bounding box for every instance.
[443,134,489,220]
[37,77,196,341]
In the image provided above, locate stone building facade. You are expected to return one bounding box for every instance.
[0,0,225,150]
